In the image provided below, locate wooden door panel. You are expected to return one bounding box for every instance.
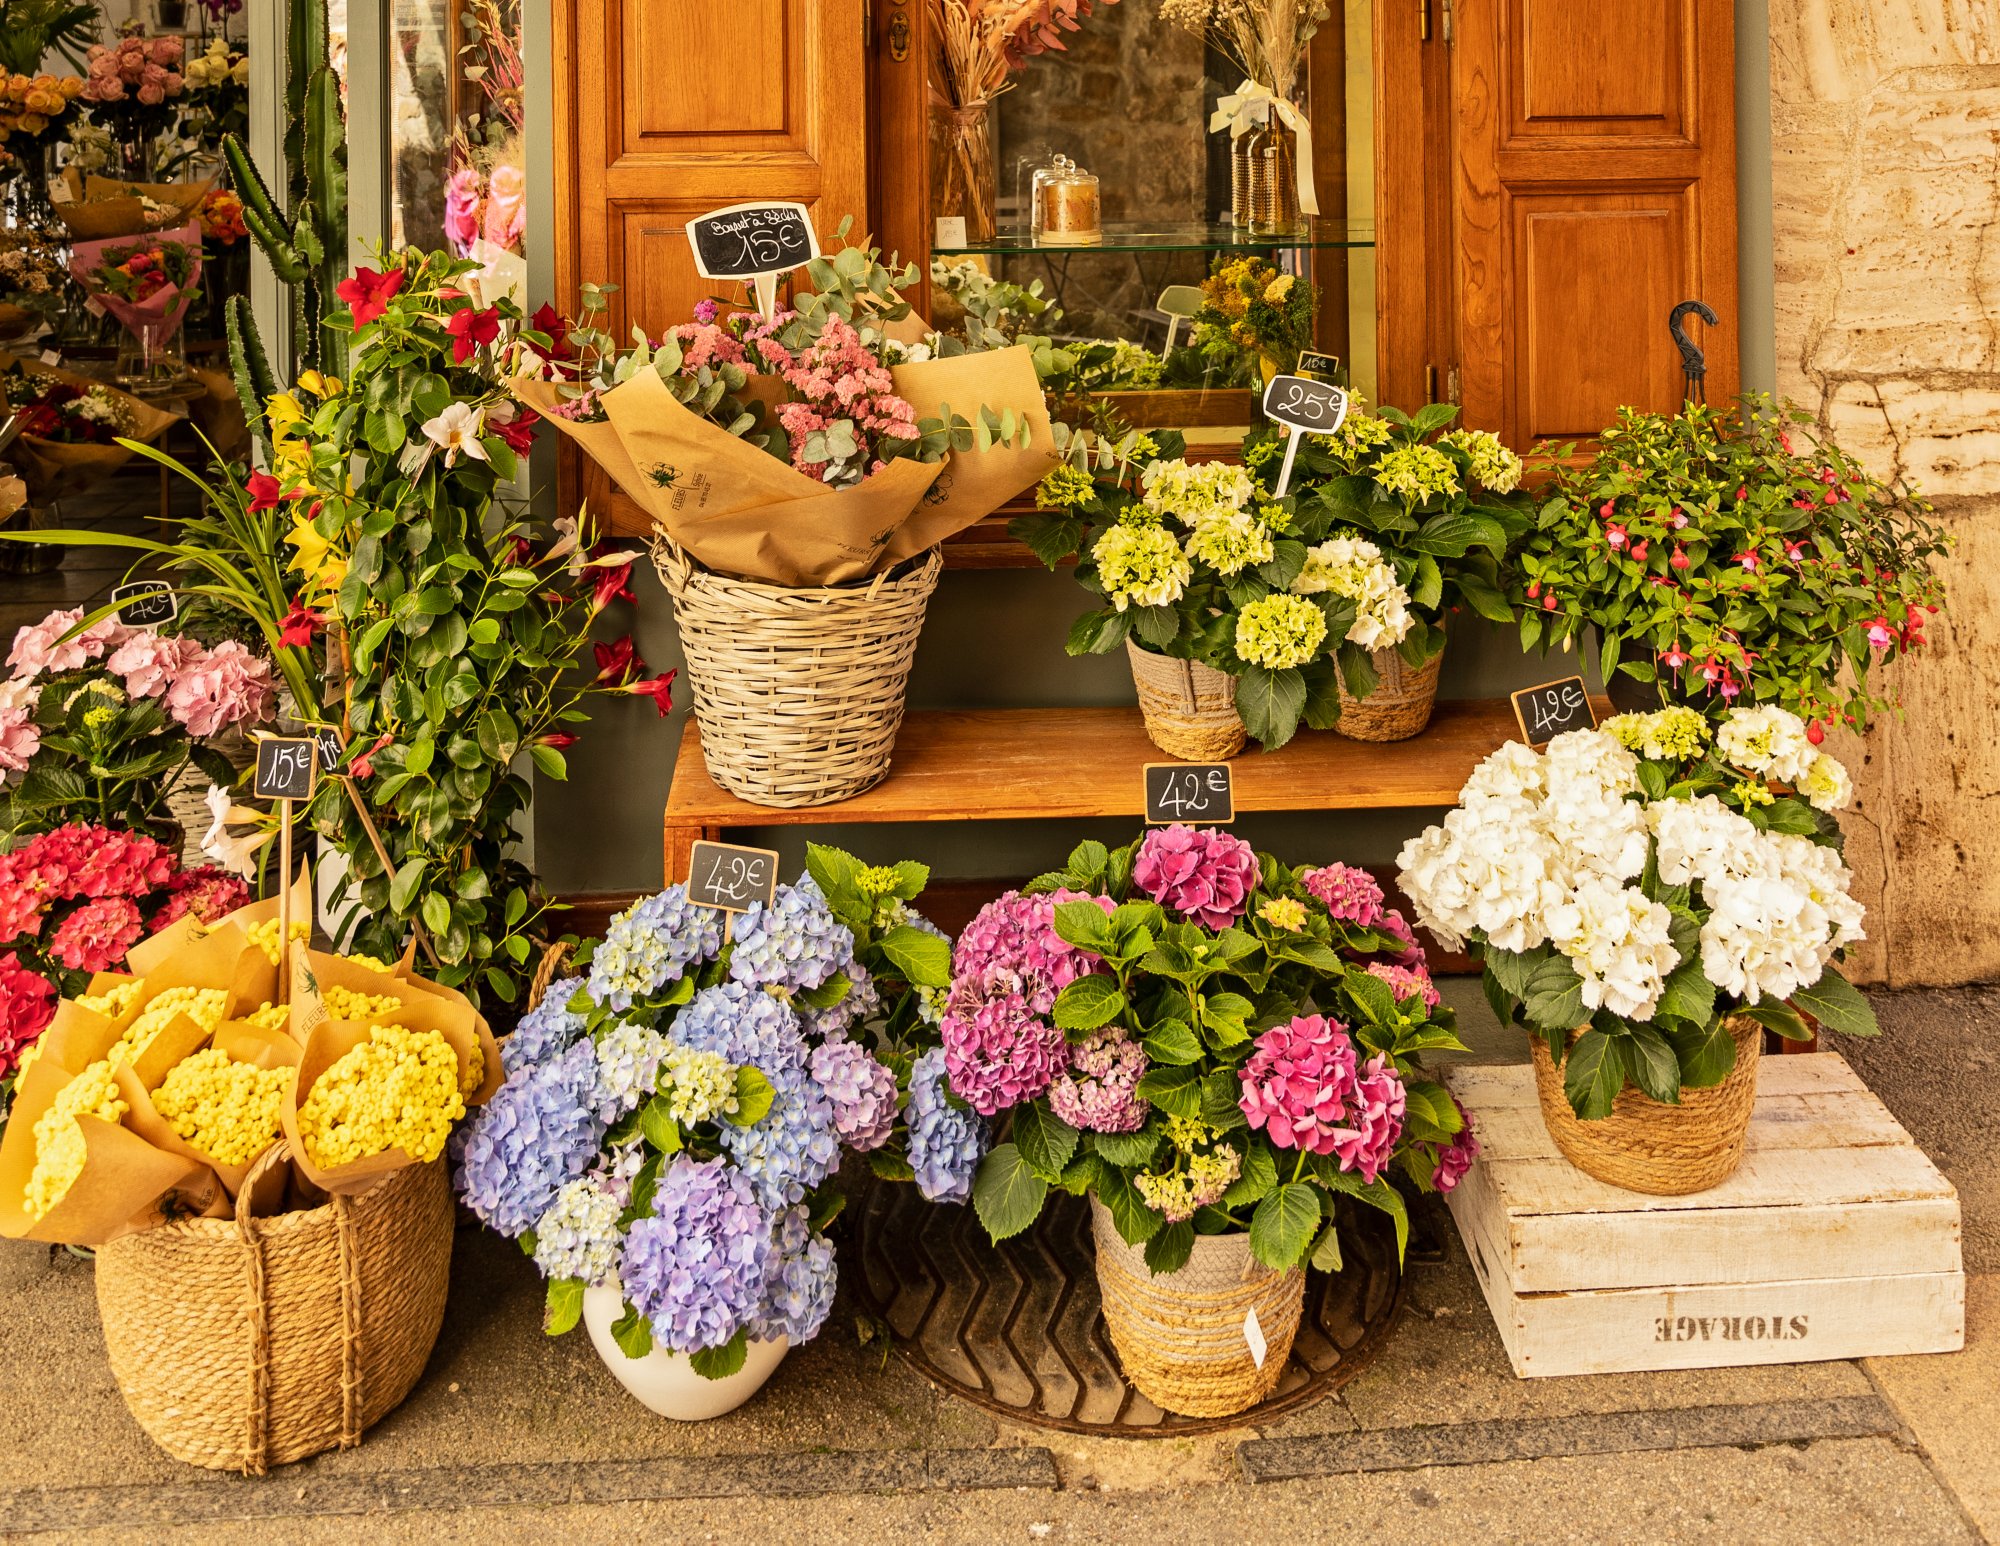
[633,1,796,141]
[1513,0,1683,137]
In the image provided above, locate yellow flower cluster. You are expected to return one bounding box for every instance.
[25,1062,127,1219]
[0,73,83,138]
[1259,896,1308,932]
[322,985,402,1021]
[460,1039,485,1097]
[247,918,311,966]
[77,978,145,1018]
[113,987,229,1067]
[347,953,396,974]
[240,1002,291,1032]
[297,1025,465,1168]
[151,1049,291,1167]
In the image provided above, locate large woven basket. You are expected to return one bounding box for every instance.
[1126,641,1246,761]
[1529,1015,1762,1195]
[94,1145,455,1472]
[1090,1198,1304,1418]
[656,543,942,808]
[164,730,255,867]
[1336,643,1443,742]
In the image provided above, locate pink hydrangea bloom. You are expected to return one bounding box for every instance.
[62,827,174,899]
[0,951,56,1078]
[1374,909,1427,969]
[1366,960,1441,1011]
[8,607,129,678]
[442,168,482,253]
[1302,862,1384,927]
[939,990,1066,1118]
[0,696,39,774]
[150,865,250,929]
[106,630,198,699]
[1432,1099,1478,1194]
[1047,1029,1149,1133]
[1133,823,1260,930]
[164,641,274,736]
[1238,1014,1360,1154]
[47,896,145,972]
[1331,1056,1406,1184]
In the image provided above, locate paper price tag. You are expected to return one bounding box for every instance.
[934,215,968,249]
[1243,1307,1268,1370]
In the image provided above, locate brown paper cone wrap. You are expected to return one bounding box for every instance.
[288,948,500,1106]
[0,359,180,505]
[58,176,213,239]
[118,1023,302,1199]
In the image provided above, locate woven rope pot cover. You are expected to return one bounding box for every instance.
[1335,642,1443,743]
[1126,641,1247,761]
[1090,1198,1305,1418]
[1529,1015,1763,1196]
[93,1145,454,1472]
[657,543,943,808]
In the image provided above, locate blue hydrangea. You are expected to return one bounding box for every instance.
[587,886,725,1012]
[907,1047,989,1205]
[531,1176,623,1286]
[456,1038,605,1237]
[622,1154,775,1354]
[752,1205,837,1345]
[503,975,588,1075]
[675,982,839,1209]
[592,1021,670,1122]
[797,961,883,1041]
[728,879,855,995]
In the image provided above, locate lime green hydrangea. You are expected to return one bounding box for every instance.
[1602,706,1711,761]
[1093,523,1192,612]
[1235,594,1329,670]
[1733,778,1776,808]
[1439,427,1524,493]
[1325,410,1394,460]
[1185,513,1275,576]
[1139,458,1256,526]
[1374,443,1461,503]
[1035,462,1097,511]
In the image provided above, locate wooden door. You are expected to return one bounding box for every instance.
[1450,0,1738,448]
[552,0,869,525]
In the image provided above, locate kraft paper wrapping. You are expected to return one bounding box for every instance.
[516,342,1053,586]
[0,359,181,507]
[57,175,213,240]
[119,1022,302,1200]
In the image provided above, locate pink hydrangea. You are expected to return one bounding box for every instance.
[0,951,56,1078]
[1366,961,1441,1011]
[1238,1014,1360,1154]
[8,607,129,678]
[1332,1056,1407,1184]
[1047,1030,1149,1133]
[1374,909,1427,969]
[939,991,1066,1118]
[62,827,175,899]
[1302,862,1384,927]
[47,896,145,972]
[1432,1099,1478,1195]
[164,641,274,736]
[106,630,198,699]
[1133,823,1260,930]
[950,889,1109,1016]
[151,866,250,929]
[0,695,39,774]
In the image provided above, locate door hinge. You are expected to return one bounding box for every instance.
[1441,0,1454,45]
[1447,363,1462,403]
[1419,0,1430,42]
[1424,363,1438,401]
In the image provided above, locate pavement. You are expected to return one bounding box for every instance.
[0,982,1993,1544]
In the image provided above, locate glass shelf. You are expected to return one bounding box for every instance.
[933,219,1377,257]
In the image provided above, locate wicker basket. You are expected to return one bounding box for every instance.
[656,542,942,809]
[94,1145,455,1472]
[1090,1198,1304,1418]
[1335,643,1443,743]
[164,731,256,867]
[1529,1015,1763,1195]
[1126,641,1246,761]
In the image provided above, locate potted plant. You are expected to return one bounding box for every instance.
[456,844,964,1420]
[1510,395,1949,732]
[1245,401,1528,740]
[1396,705,1878,1196]
[957,830,1477,1419]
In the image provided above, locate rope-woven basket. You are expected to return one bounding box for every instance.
[1529,1015,1762,1195]
[1126,641,1246,762]
[656,543,942,809]
[1090,1198,1304,1418]
[1335,643,1443,743]
[94,1144,454,1472]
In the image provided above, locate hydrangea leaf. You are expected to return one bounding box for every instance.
[728,1066,775,1127]
[1249,1182,1320,1271]
[637,1095,683,1153]
[1654,957,1716,1029]
[1221,1140,1278,1207]
[1053,974,1125,1031]
[1089,1126,1163,1170]
[1309,1219,1344,1273]
[1134,1063,1202,1120]
[1624,1022,1682,1104]
[1142,1018,1202,1066]
[972,1143,1048,1243]
[1143,1219,1195,1276]
[1562,1029,1628,1120]
[878,924,951,989]
[543,1277,584,1337]
[1012,1102,1080,1182]
[689,1329,748,1381]
[609,1301,653,1360]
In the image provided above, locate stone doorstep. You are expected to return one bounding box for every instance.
[0,1395,1912,1535]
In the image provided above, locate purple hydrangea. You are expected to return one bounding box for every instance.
[502,975,587,1074]
[729,879,855,995]
[456,1037,606,1237]
[586,885,726,1013]
[621,1155,775,1354]
[906,1047,989,1205]
[751,1204,837,1345]
[809,1038,898,1151]
[798,961,884,1041]
[1301,863,1385,928]
[1047,1029,1149,1133]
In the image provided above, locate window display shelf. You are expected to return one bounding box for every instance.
[932,219,1377,258]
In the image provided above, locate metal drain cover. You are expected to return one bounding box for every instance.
[850,1181,1407,1436]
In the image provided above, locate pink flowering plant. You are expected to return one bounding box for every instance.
[78,23,186,144]
[962,831,1477,1277]
[1510,396,1949,732]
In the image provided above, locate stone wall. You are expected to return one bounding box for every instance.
[1768,1,2000,983]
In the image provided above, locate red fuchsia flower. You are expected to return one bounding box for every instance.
[336,265,405,327]
[535,731,578,751]
[0,951,56,1077]
[1865,616,1896,649]
[1717,672,1742,700]
[1598,500,1615,519]
[589,558,635,617]
[1541,594,1558,611]
[348,731,393,780]
[1604,522,1629,550]
[1806,719,1826,746]
[1784,539,1808,563]
[1734,550,1759,571]
[1525,581,1541,599]
[1133,823,1261,930]
[278,600,324,648]
[1735,485,1748,501]
[623,669,677,718]
[592,635,641,685]
[1670,547,1690,571]
[47,895,145,972]
[1629,539,1649,563]
[1661,644,1690,671]
[446,305,502,364]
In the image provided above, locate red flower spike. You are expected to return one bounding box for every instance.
[336,265,405,327]
[348,732,394,780]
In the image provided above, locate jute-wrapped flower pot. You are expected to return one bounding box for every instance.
[93,1146,454,1472]
[1336,643,1443,743]
[1090,1197,1304,1418]
[1126,641,1246,761]
[657,542,943,809]
[1529,1015,1762,1195]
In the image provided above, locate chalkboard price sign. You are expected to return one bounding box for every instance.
[685,202,818,281]
[1510,676,1597,747]
[1261,374,1351,435]
[253,736,319,801]
[1295,350,1343,382]
[310,724,347,778]
[1143,762,1236,826]
[686,840,781,914]
[110,581,177,627]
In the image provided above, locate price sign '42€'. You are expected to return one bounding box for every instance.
[684,201,821,324]
[1143,762,1236,826]
[1261,373,1351,500]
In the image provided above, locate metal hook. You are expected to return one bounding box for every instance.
[1669,300,1719,405]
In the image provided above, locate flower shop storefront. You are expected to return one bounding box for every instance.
[0,0,1977,1485]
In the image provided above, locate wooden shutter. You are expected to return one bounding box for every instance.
[552,0,869,525]
[1450,0,1738,447]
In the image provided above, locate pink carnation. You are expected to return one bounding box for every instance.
[1432,1100,1478,1195]
[106,630,198,699]
[164,640,274,736]
[47,896,145,973]
[8,607,129,679]
[1366,961,1441,1011]
[1332,1056,1406,1184]
[1133,824,1259,930]
[1238,1013,1360,1155]
[1047,1029,1149,1133]
[0,951,56,1078]
[1302,863,1384,927]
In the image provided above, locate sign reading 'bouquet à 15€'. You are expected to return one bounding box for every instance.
[685,202,820,282]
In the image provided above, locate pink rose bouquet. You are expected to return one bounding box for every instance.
[79,23,186,142]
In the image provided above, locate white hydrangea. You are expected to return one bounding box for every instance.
[1139,458,1255,525]
[1459,741,1547,812]
[1543,876,1680,1019]
[1542,728,1642,803]
[1289,533,1413,649]
[1716,705,1818,784]
[1649,794,1771,887]
[1798,751,1854,813]
[1696,835,1863,1005]
[1541,781,1651,887]
[1395,804,1566,955]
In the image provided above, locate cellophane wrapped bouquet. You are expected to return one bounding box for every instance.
[455,844,960,1378]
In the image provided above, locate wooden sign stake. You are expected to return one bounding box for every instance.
[752,271,780,324]
[277,797,294,1003]
[1273,427,1301,501]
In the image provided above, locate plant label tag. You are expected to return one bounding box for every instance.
[686,201,818,321]
[1143,762,1235,826]
[686,840,781,914]
[1510,676,1597,747]
[1243,1307,1268,1369]
[1296,350,1343,382]
[109,581,177,627]
[1261,374,1350,498]
[310,724,347,779]
[253,735,318,801]
[38,348,60,366]
[934,215,968,249]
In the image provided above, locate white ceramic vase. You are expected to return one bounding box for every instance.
[581,1281,789,1421]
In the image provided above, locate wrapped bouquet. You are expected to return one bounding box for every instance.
[0,357,178,504]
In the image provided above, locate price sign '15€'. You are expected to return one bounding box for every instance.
[1261,373,1351,500]
[684,201,821,324]
[1143,762,1236,826]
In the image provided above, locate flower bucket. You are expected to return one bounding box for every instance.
[1090,1198,1304,1419]
[1335,643,1442,743]
[582,1280,789,1421]
[1529,1015,1762,1195]
[656,542,942,808]
[1126,640,1246,762]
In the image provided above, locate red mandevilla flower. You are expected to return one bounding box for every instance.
[593,635,640,686]
[446,305,502,364]
[336,265,405,327]
[246,470,289,512]
[624,669,677,718]
[589,559,636,617]
[278,600,325,648]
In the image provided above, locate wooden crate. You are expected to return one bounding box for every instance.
[1443,1054,1965,1378]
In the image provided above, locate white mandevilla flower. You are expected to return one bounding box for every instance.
[1289,533,1413,649]
[1544,876,1679,1019]
[1716,704,1818,784]
[422,402,490,466]
[1799,751,1853,812]
[201,783,266,879]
